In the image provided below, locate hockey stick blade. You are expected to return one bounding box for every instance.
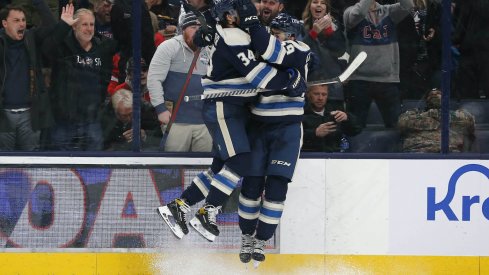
[184,51,367,102]
[307,51,367,86]
[338,51,367,83]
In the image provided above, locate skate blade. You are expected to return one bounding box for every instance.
[189,217,216,242]
[253,260,261,269]
[157,206,184,239]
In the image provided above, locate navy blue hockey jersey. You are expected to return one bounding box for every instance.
[201,25,294,104]
[247,25,311,122]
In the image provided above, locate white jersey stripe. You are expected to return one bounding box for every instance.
[239,209,260,220]
[216,101,236,157]
[258,214,281,224]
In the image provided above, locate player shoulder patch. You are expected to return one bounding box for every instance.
[215,25,251,46]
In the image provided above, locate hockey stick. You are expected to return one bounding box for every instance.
[184,51,368,102]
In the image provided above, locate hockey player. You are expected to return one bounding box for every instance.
[157,0,307,242]
[233,8,311,266]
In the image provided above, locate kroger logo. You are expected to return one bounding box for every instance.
[427,164,489,221]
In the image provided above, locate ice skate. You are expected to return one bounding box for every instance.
[189,204,221,242]
[239,234,254,264]
[252,238,266,268]
[156,198,190,239]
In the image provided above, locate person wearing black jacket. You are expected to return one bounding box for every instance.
[42,4,118,150]
[110,0,155,83]
[452,0,489,99]
[301,0,348,102]
[302,84,362,152]
[102,88,161,151]
[0,1,55,151]
[397,0,442,99]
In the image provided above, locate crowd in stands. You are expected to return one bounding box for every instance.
[0,0,487,153]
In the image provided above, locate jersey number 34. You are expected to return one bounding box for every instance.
[237,50,256,66]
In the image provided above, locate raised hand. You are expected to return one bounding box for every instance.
[60,4,79,26]
[312,14,332,33]
[235,0,260,30]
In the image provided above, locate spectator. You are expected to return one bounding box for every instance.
[398,88,475,153]
[107,53,121,95]
[302,0,348,102]
[153,15,173,47]
[110,0,155,83]
[178,0,213,28]
[252,0,261,11]
[102,88,161,151]
[397,0,442,99]
[145,0,162,35]
[150,0,179,32]
[111,57,150,100]
[147,12,212,152]
[43,5,118,150]
[452,0,489,99]
[91,0,113,39]
[260,0,284,26]
[302,84,362,152]
[331,0,354,20]
[343,0,413,128]
[0,2,55,151]
[12,0,57,28]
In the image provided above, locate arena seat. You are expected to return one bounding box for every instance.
[471,128,489,153]
[366,102,383,125]
[459,99,489,124]
[349,127,401,153]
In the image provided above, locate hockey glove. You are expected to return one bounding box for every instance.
[194,26,215,47]
[286,68,307,97]
[235,0,260,30]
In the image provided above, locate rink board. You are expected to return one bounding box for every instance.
[0,253,483,274]
[2,158,489,273]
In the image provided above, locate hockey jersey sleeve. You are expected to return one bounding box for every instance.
[207,26,292,91]
[246,25,311,71]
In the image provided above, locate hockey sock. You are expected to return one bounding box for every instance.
[210,157,225,174]
[238,193,262,235]
[205,165,241,207]
[181,169,213,205]
[181,157,224,205]
[255,175,289,241]
[238,176,265,235]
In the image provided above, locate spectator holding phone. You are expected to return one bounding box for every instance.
[302,84,362,152]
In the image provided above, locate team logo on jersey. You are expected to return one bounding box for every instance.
[271,160,291,167]
[244,15,258,22]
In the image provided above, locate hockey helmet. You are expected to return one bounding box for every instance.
[270,13,303,38]
[210,0,237,22]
